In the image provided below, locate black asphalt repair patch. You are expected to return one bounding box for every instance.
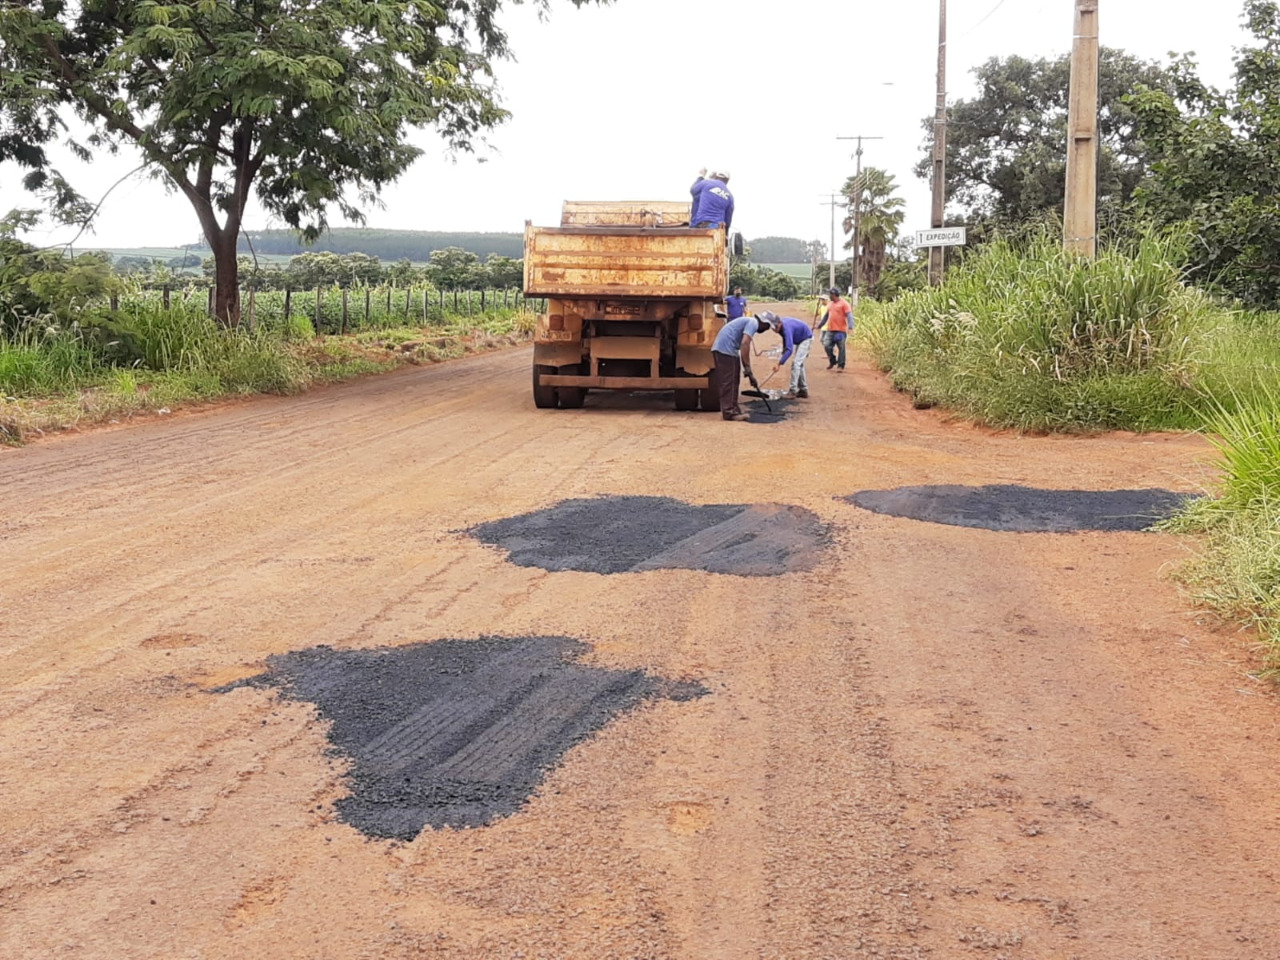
[846,484,1194,533]
[743,396,797,423]
[228,637,703,838]
[468,495,827,575]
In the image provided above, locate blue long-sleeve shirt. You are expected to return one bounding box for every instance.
[777,316,813,364]
[690,177,734,229]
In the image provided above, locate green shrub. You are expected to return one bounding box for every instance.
[858,229,1222,431]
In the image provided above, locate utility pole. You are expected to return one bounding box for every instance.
[929,0,948,285]
[1064,0,1099,256]
[818,194,840,290]
[836,135,883,304]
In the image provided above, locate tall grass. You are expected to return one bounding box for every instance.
[1164,385,1280,669]
[859,231,1217,431]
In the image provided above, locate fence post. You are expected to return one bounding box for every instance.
[316,285,322,335]
[341,288,349,335]
[453,289,458,312]
[163,285,171,310]
[438,289,443,312]
[504,288,510,308]
[404,286,411,321]
[248,286,257,332]
[423,288,428,323]
[284,286,292,320]
[480,289,486,312]
[109,292,119,311]
[207,286,214,316]
[365,288,371,326]
[386,285,392,312]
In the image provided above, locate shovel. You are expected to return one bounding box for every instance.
[743,371,773,413]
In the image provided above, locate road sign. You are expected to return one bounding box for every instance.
[914,227,967,248]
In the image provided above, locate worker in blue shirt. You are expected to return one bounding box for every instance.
[711,313,771,421]
[724,286,747,320]
[766,313,814,399]
[690,168,734,230]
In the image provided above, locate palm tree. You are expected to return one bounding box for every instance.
[841,167,906,296]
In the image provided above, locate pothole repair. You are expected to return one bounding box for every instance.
[847,484,1194,533]
[468,495,827,575]
[225,636,704,839]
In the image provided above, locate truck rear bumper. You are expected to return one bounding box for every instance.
[540,375,709,390]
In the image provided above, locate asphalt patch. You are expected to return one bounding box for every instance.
[226,637,703,838]
[846,484,1194,533]
[468,495,827,575]
[743,396,796,423]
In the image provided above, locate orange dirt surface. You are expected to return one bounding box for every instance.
[3,310,1279,959]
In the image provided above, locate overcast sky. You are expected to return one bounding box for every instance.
[0,0,1253,252]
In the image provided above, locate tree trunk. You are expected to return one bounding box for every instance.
[209,232,242,327]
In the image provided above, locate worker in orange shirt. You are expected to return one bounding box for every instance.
[814,286,853,370]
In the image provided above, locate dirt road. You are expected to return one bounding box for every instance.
[4,316,1279,959]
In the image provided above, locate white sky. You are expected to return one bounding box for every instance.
[0,0,1252,252]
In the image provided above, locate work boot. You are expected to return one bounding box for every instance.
[796,389,810,398]
[724,412,750,422]
[826,361,835,370]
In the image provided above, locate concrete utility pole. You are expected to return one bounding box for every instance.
[1064,0,1100,256]
[819,194,840,290]
[929,0,948,285]
[836,135,884,304]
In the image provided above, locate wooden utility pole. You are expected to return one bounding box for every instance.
[929,0,948,285]
[1064,0,1100,256]
[836,135,883,303]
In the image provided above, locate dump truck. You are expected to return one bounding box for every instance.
[525,201,738,411]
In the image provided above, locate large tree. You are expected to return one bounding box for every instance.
[918,48,1179,227]
[841,167,905,297]
[1,0,588,325]
[1130,0,1280,305]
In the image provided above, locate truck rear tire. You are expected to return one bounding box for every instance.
[674,388,699,411]
[556,362,586,408]
[700,366,722,412]
[533,363,558,409]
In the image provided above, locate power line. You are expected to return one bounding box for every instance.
[960,0,1009,37]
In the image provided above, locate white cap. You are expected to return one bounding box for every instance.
[709,169,730,180]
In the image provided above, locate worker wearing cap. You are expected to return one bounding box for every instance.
[690,168,734,230]
[766,313,814,399]
[711,312,771,421]
[814,287,853,371]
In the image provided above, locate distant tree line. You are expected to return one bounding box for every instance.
[107,246,524,292]
[182,227,818,266]
[743,236,811,263]
[201,229,528,261]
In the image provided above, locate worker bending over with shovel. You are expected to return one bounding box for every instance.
[711,312,771,421]
[764,311,814,399]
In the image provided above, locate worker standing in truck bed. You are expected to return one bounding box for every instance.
[690,168,734,230]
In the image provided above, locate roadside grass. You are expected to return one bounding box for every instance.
[0,302,533,443]
[854,231,1226,432]
[1160,386,1280,671]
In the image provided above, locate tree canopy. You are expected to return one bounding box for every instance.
[1130,0,1280,305]
[1,0,591,325]
[840,167,905,297]
[919,48,1179,227]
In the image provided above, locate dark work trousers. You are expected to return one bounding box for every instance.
[713,351,743,419]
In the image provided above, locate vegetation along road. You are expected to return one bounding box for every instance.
[3,309,1278,959]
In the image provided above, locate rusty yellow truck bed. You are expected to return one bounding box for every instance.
[560,201,692,227]
[523,223,728,300]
